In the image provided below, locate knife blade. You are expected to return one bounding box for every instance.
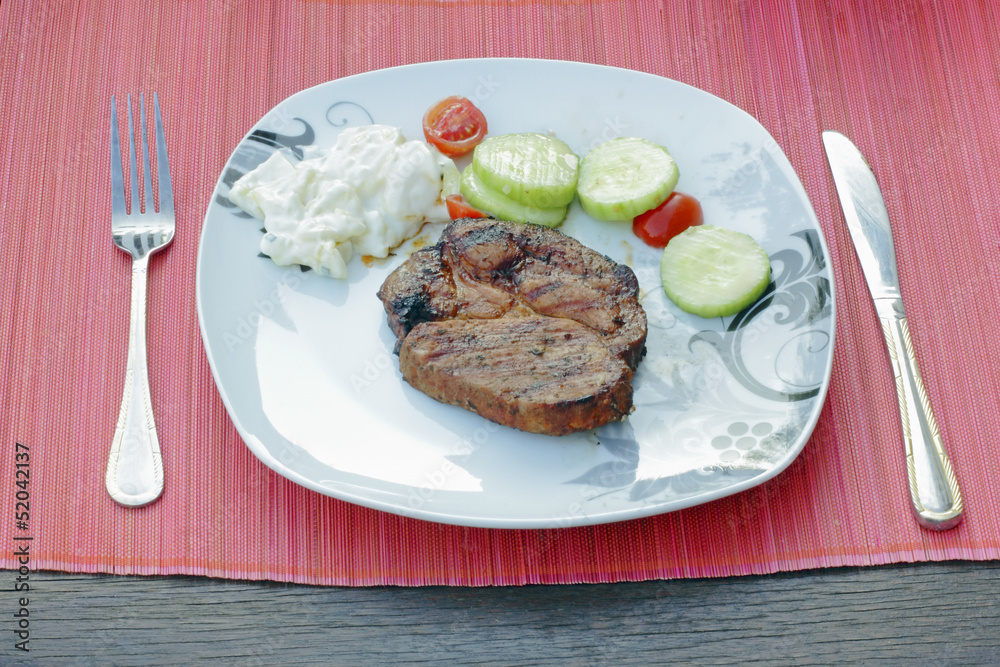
[822,130,963,531]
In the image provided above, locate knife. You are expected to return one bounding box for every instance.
[822,130,963,531]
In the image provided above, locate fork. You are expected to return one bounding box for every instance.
[106,93,174,507]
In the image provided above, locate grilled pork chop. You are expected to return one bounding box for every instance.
[400,317,633,435]
[377,218,647,435]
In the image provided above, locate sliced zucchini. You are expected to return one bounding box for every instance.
[577,137,679,221]
[660,225,770,318]
[460,166,567,228]
[471,133,580,208]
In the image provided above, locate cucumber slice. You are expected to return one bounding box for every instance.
[660,225,770,318]
[471,133,580,208]
[460,166,567,228]
[577,137,679,221]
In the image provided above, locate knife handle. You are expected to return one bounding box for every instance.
[881,315,963,530]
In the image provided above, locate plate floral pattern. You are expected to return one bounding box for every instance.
[197,59,835,528]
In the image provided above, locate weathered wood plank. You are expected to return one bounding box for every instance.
[9,561,1000,664]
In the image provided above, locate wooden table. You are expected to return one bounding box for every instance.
[23,560,1000,663]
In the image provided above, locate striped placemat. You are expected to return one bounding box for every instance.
[1,0,998,586]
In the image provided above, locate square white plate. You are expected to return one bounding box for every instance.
[197,58,835,528]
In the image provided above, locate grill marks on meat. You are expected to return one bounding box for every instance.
[400,318,633,436]
[377,218,648,435]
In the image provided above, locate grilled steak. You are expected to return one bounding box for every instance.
[377,218,647,435]
[400,317,633,436]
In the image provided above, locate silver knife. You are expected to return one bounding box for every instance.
[822,130,963,531]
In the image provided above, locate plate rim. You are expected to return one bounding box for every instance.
[195,57,837,529]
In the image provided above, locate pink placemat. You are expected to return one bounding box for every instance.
[1,0,998,586]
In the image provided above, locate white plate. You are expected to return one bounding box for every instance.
[197,58,835,528]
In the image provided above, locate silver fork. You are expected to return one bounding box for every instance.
[106,93,174,507]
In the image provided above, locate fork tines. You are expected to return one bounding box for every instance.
[110,92,173,218]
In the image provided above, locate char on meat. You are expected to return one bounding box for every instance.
[377,218,647,436]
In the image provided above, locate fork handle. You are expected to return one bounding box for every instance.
[106,255,164,507]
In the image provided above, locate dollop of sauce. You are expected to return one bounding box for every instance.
[229,124,460,279]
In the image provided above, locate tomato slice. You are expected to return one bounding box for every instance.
[632,192,704,248]
[422,96,488,157]
[446,194,488,220]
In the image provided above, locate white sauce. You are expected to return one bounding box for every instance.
[229,125,460,279]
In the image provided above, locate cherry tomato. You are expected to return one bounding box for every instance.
[445,194,488,220]
[632,192,704,248]
[422,96,488,157]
